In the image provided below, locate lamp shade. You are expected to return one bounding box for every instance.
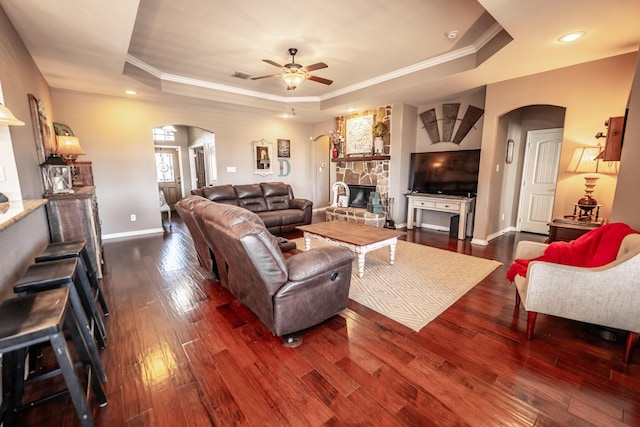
[566,147,618,174]
[0,103,25,126]
[56,135,85,157]
[282,71,306,90]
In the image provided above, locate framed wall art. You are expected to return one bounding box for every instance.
[277,139,291,158]
[253,139,273,176]
[28,93,52,164]
[346,114,374,155]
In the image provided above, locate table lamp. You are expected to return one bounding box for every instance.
[56,135,86,186]
[566,146,618,218]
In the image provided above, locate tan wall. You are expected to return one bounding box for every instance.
[475,53,637,242]
[0,6,51,298]
[50,89,317,236]
[611,53,640,229]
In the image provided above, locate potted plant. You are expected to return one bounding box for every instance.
[371,121,387,154]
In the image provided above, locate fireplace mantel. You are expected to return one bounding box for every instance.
[331,155,390,162]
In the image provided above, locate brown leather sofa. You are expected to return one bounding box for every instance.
[175,195,355,341]
[191,182,312,235]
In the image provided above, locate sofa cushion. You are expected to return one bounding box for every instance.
[261,182,292,211]
[202,185,239,205]
[235,184,268,212]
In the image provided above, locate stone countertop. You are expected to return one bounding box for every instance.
[0,199,47,233]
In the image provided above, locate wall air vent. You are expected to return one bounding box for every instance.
[231,71,252,80]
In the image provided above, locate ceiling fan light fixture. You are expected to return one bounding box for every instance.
[282,71,306,90]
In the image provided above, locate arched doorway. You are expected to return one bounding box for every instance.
[496,105,566,234]
[153,124,216,208]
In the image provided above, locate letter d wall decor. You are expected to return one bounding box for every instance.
[278,159,291,177]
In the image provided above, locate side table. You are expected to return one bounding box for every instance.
[547,218,604,243]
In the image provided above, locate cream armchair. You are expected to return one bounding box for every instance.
[512,234,640,363]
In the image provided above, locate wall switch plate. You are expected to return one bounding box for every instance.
[227,166,236,173]
[130,214,136,222]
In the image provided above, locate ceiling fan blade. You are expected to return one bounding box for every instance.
[250,74,280,80]
[303,62,328,72]
[307,75,333,85]
[263,59,284,68]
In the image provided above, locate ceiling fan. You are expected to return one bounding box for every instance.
[251,48,333,90]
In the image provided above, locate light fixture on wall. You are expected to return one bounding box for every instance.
[566,146,618,218]
[505,139,514,164]
[0,103,25,126]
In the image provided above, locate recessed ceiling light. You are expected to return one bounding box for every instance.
[125,90,137,95]
[445,30,458,40]
[558,31,586,43]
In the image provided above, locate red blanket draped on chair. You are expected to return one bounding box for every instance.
[506,222,638,282]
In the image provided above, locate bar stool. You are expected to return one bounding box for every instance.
[35,241,109,317]
[0,287,107,427]
[14,258,107,349]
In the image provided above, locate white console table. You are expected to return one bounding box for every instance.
[405,193,475,240]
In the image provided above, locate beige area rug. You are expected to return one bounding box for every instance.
[293,238,502,332]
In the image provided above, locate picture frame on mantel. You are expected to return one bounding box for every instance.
[28,93,51,164]
[346,114,374,155]
[253,139,273,176]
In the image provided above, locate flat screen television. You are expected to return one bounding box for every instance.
[409,149,481,197]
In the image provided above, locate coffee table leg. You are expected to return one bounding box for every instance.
[389,240,397,265]
[304,235,311,251]
[357,252,365,278]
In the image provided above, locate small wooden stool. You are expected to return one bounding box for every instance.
[35,241,109,316]
[0,287,107,427]
[14,258,107,349]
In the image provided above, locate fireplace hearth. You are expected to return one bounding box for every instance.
[348,185,376,208]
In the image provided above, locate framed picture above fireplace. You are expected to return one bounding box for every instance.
[346,115,374,155]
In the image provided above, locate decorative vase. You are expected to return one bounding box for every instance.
[374,137,384,154]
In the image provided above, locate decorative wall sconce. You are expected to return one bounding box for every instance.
[505,139,514,164]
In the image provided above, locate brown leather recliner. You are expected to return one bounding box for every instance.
[175,196,214,272]
[176,196,354,339]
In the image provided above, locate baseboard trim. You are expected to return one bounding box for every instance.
[103,228,164,240]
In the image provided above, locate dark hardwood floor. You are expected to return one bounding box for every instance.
[18,214,640,426]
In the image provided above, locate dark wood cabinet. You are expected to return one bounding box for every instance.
[45,186,103,277]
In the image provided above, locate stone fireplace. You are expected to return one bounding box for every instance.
[335,159,390,205]
[348,184,376,208]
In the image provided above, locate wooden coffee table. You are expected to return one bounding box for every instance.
[297,221,406,278]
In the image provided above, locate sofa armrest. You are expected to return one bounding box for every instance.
[515,240,548,260]
[291,198,312,211]
[523,254,640,332]
[286,246,354,281]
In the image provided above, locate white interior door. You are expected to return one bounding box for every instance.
[518,128,563,234]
